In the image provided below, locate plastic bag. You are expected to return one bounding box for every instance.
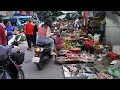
[0,70,11,79]
[108,64,120,78]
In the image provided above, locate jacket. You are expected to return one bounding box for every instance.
[0,45,17,61]
[0,24,7,45]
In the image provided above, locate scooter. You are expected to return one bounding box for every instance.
[8,34,21,47]
[32,43,52,70]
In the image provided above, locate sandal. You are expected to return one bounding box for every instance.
[51,52,57,56]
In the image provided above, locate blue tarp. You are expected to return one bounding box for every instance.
[3,18,17,23]
[3,15,40,24]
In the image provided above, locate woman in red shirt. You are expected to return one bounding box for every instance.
[37,18,56,55]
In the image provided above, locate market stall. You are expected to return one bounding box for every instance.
[54,15,120,79]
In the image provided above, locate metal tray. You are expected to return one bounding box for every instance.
[62,63,99,79]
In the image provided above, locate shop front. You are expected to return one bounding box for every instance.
[14,11,33,16]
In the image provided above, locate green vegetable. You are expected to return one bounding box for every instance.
[62,33,70,37]
[76,42,81,47]
[101,69,108,74]
[88,78,97,79]
[111,64,120,72]
[114,69,120,79]
[113,65,120,73]
[108,64,120,78]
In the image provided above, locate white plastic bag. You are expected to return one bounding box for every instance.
[94,34,100,42]
[8,35,16,46]
[112,45,120,55]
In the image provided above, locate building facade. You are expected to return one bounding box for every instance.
[0,11,6,16]
[14,11,33,16]
[0,11,33,17]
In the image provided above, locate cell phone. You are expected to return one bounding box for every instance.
[51,33,54,36]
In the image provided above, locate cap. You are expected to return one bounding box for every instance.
[88,34,92,38]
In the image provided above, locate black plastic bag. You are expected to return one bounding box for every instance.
[11,52,25,65]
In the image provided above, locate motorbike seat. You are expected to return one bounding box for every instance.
[36,43,50,47]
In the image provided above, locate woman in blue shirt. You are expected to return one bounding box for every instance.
[5,20,16,41]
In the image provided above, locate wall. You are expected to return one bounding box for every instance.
[105,11,120,46]
[0,11,6,16]
[0,11,15,16]
[6,11,14,16]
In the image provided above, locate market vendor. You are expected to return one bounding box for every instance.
[82,34,94,54]
[5,20,18,41]
[59,23,67,33]
[87,21,95,36]
[55,31,65,51]
[80,25,87,36]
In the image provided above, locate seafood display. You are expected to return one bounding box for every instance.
[66,52,95,62]
[55,27,120,79]
[62,63,99,79]
[96,73,114,79]
[56,50,96,64]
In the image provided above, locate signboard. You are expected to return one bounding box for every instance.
[30,11,33,15]
[21,11,26,15]
[14,11,33,16]
[15,11,20,14]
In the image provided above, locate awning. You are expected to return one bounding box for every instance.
[61,11,77,14]
[57,14,66,19]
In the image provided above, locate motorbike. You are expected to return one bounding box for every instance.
[32,43,52,70]
[0,48,25,79]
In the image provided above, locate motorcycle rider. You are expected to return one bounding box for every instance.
[0,45,20,61]
[0,44,21,79]
[37,18,57,55]
[0,22,20,60]
[38,15,50,29]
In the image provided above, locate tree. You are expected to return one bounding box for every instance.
[34,11,63,21]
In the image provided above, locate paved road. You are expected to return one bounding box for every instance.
[19,41,64,79]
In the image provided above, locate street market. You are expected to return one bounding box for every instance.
[0,11,120,79]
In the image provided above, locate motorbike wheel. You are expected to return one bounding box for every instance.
[18,69,25,79]
[36,60,44,70]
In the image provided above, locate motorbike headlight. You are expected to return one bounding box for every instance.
[35,47,41,52]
